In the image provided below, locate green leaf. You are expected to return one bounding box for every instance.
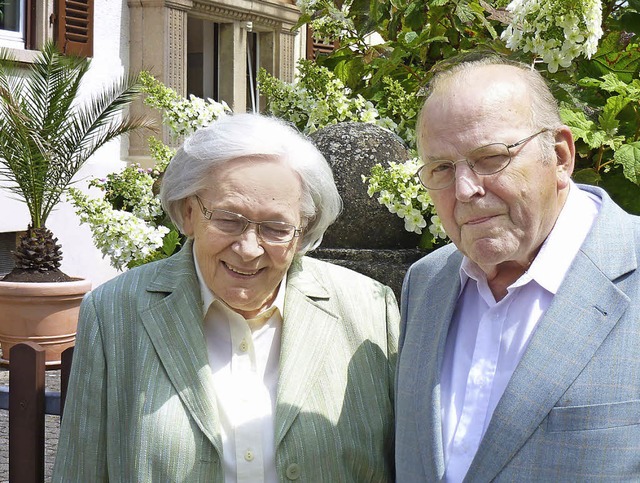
[598,73,630,94]
[162,230,182,257]
[599,165,640,215]
[403,31,419,45]
[614,142,640,185]
[560,107,606,149]
[572,168,602,185]
[619,12,640,36]
[598,95,630,133]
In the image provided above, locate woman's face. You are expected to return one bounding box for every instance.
[182,157,303,318]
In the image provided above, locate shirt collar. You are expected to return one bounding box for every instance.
[459,182,601,295]
[193,249,287,323]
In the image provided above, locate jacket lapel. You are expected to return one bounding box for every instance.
[467,187,636,481]
[139,242,223,455]
[405,247,463,479]
[275,258,339,446]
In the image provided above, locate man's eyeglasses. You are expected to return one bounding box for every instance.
[195,196,302,244]
[416,129,549,190]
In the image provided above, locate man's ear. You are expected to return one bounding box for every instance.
[181,197,195,237]
[554,126,575,190]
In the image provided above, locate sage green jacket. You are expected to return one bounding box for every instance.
[53,243,398,482]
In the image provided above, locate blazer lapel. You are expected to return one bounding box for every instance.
[405,248,463,479]
[467,188,635,481]
[275,259,339,446]
[139,243,223,455]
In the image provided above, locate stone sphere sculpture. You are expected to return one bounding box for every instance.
[309,122,425,298]
[309,122,420,249]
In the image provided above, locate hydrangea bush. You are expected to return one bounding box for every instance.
[70,74,230,270]
[258,60,384,134]
[501,0,603,72]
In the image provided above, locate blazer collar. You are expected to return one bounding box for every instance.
[467,186,636,481]
[139,240,224,455]
[274,257,339,445]
[404,245,463,479]
[140,250,341,452]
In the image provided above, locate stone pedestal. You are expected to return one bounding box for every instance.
[309,122,426,298]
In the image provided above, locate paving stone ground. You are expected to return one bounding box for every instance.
[0,365,61,483]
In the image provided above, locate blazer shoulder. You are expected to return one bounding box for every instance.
[409,242,461,275]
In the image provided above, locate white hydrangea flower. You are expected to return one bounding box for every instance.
[501,0,603,73]
[362,157,442,241]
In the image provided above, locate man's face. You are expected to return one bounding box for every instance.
[418,65,571,278]
[182,157,302,319]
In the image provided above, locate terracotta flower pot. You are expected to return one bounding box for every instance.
[0,278,91,367]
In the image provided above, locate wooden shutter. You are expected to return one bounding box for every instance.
[306,25,338,60]
[55,0,94,57]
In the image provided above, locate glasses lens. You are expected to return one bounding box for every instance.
[259,222,297,243]
[209,210,247,235]
[468,143,511,175]
[418,162,455,189]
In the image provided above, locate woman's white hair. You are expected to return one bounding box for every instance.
[160,113,342,255]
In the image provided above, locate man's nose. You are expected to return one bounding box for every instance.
[454,162,485,201]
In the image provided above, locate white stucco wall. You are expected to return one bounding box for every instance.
[0,0,131,287]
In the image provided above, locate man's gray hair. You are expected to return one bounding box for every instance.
[160,113,343,255]
[419,54,563,162]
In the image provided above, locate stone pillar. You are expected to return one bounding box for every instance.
[309,122,426,299]
[127,0,192,159]
[218,22,248,113]
[277,29,296,83]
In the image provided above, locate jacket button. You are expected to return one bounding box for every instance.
[286,463,300,480]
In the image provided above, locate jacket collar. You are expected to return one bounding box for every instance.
[140,246,341,453]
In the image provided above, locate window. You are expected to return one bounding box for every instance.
[0,232,19,277]
[187,18,219,101]
[0,0,26,49]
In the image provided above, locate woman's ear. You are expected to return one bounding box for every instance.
[554,126,575,190]
[181,197,196,237]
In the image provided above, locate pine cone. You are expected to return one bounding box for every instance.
[13,225,63,273]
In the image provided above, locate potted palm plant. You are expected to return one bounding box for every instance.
[0,42,153,365]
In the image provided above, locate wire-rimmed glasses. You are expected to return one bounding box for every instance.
[416,129,549,190]
[195,196,301,244]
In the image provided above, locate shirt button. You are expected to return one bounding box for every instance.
[244,449,254,462]
[239,340,248,352]
[286,463,300,480]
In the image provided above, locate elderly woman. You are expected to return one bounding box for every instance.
[53,113,398,482]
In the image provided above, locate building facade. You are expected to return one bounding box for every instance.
[0,0,306,286]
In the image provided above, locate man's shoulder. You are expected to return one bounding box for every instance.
[410,242,461,273]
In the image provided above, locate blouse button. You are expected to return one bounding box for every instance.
[286,463,300,480]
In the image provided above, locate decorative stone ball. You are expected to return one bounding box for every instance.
[310,122,420,249]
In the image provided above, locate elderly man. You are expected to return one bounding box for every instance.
[395,56,640,481]
[54,113,398,482]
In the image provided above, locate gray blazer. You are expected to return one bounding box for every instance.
[396,185,640,482]
[53,243,399,482]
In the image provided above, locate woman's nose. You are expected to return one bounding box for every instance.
[231,225,265,259]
